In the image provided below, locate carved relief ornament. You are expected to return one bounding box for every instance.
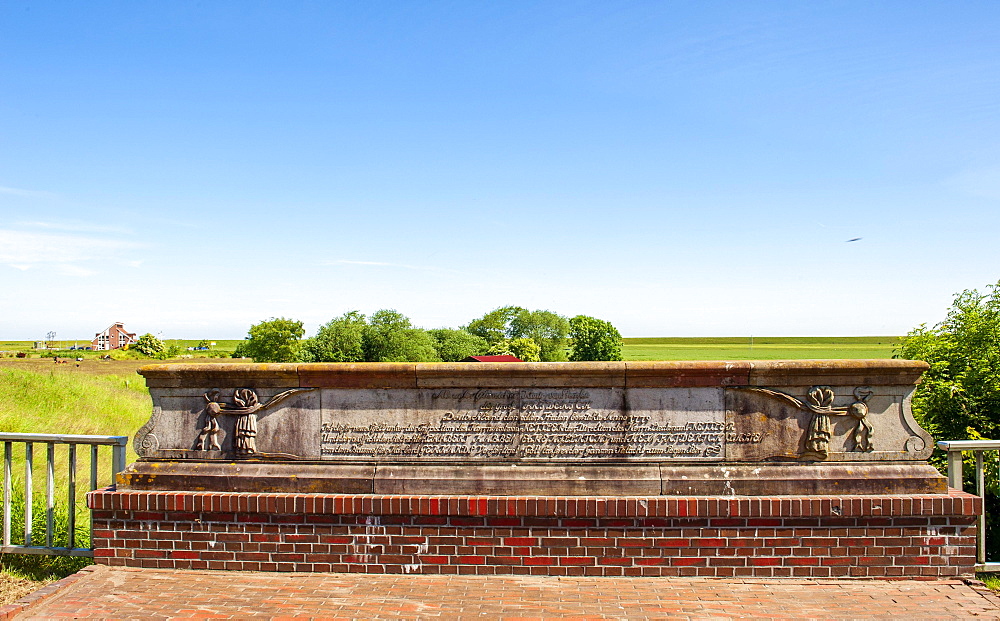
[733,386,874,461]
[197,387,311,455]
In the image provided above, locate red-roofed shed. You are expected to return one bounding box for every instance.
[461,355,523,362]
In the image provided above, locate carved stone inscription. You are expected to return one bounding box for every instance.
[319,388,727,461]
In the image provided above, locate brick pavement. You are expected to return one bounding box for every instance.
[7,565,1000,620]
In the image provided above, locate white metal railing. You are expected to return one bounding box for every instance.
[937,439,1000,573]
[1,433,127,557]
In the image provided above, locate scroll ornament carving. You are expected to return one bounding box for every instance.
[134,405,162,458]
[736,386,874,461]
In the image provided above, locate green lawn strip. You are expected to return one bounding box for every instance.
[623,336,899,346]
[622,343,897,360]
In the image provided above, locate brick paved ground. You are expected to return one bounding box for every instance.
[8,565,1000,620]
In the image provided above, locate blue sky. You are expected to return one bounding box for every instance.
[2,1,999,340]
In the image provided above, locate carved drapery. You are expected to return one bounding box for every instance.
[734,385,874,461]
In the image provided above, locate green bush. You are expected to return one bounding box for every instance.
[133,333,164,357]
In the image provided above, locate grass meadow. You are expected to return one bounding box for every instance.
[621,336,899,360]
[0,365,151,582]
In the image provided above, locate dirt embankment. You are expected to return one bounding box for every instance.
[0,357,237,376]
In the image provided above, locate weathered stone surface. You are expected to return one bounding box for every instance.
[139,363,300,389]
[298,363,416,388]
[125,360,943,495]
[118,461,375,493]
[748,359,928,387]
[415,362,625,388]
[658,463,946,495]
[625,361,751,387]
[374,464,662,495]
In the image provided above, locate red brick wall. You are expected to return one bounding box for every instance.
[87,490,979,578]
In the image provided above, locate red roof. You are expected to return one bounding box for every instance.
[462,355,523,362]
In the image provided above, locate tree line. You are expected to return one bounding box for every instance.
[234,306,622,363]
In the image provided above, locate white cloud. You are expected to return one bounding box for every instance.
[0,229,143,276]
[0,185,52,198]
[323,259,465,275]
[327,259,397,267]
[55,264,98,277]
[16,220,133,235]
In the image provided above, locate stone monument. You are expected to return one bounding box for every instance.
[89,360,978,578]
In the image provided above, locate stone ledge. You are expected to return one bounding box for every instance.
[138,359,930,389]
[88,488,980,519]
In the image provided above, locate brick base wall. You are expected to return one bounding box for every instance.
[87,490,980,578]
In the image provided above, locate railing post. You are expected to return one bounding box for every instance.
[112,439,127,489]
[68,443,77,550]
[3,441,10,547]
[948,448,964,490]
[0,433,129,558]
[90,444,98,548]
[45,442,54,548]
[976,451,987,565]
[24,442,33,546]
[938,439,1000,572]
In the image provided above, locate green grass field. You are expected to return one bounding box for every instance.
[621,336,899,361]
[4,336,901,361]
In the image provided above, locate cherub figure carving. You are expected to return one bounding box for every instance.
[197,388,223,451]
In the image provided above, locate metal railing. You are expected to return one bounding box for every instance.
[938,439,1000,573]
[1,433,127,557]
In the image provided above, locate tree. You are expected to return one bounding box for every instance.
[428,328,489,362]
[134,333,164,357]
[467,306,569,361]
[487,337,541,362]
[241,317,304,363]
[569,315,623,361]
[510,309,570,361]
[302,311,367,362]
[898,280,1000,559]
[362,309,441,362]
[466,306,525,345]
[897,280,1000,444]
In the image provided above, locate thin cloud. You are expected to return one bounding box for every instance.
[55,264,98,277]
[323,259,466,275]
[0,185,53,198]
[17,220,133,235]
[0,229,143,276]
[327,260,398,267]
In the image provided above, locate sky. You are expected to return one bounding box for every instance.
[2,1,999,340]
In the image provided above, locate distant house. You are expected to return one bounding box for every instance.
[92,322,137,351]
[462,355,523,362]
